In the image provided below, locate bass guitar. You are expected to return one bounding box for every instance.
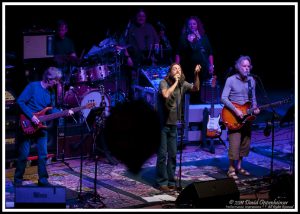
[20,102,95,135]
[221,97,291,131]
[206,75,222,138]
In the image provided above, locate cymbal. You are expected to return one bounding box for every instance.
[98,37,117,48]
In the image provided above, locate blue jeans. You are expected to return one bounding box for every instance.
[156,125,177,187]
[14,130,49,184]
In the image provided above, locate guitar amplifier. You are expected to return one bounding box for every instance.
[185,104,227,142]
[132,85,158,110]
[23,33,54,59]
[57,124,93,159]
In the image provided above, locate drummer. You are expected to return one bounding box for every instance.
[53,19,79,85]
[119,8,159,100]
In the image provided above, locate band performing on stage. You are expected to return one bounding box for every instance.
[4,4,296,210]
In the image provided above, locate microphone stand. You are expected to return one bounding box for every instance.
[253,74,279,181]
[55,83,74,172]
[177,86,184,192]
[72,91,91,205]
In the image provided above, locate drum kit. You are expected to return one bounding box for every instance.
[58,37,128,121]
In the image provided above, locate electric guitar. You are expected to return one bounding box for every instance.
[206,75,222,138]
[221,97,291,131]
[20,102,95,135]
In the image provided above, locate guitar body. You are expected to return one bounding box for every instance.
[20,107,53,135]
[206,114,222,138]
[221,102,256,131]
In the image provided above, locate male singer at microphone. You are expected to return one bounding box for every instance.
[156,63,201,192]
[14,67,74,187]
[221,55,260,180]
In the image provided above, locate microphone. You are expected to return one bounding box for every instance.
[247,73,258,78]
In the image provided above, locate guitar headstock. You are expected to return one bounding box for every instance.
[85,102,96,109]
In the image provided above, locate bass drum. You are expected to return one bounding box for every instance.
[64,85,93,107]
[80,90,110,119]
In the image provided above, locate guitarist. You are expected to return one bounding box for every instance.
[14,67,74,187]
[221,56,260,180]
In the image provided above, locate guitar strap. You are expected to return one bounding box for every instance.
[248,80,253,107]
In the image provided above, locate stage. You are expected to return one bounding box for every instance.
[4,121,295,210]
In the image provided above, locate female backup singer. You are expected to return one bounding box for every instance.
[175,16,214,104]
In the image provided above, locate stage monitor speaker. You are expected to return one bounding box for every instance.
[15,186,66,208]
[175,178,240,208]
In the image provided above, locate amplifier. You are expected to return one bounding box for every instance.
[15,186,66,208]
[23,34,54,59]
[132,85,158,110]
[57,123,93,159]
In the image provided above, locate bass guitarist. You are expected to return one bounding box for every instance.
[14,67,74,187]
[221,56,260,180]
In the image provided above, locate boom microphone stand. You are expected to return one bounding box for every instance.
[253,74,280,181]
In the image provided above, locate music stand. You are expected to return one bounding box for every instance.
[86,106,106,208]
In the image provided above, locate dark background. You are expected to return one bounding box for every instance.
[4,4,296,95]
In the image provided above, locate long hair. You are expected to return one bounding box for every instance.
[164,63,185,85]
[181,16,205,36]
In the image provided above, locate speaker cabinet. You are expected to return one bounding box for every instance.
[23,34,54,59]
[15,186,66,208]
[57,124,93,159]
[57,134,93,159]
[176,178,240,208]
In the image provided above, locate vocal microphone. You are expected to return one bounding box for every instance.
[247,73,258,78]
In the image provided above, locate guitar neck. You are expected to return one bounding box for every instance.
[38,106,85,122]
[248,100,288,114]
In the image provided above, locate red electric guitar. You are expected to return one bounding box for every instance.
[20,102,95,135]
[221,97,291,130]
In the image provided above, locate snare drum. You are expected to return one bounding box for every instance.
[81,90,111,118]
[89,65,110,82]
[72,67,89,83]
